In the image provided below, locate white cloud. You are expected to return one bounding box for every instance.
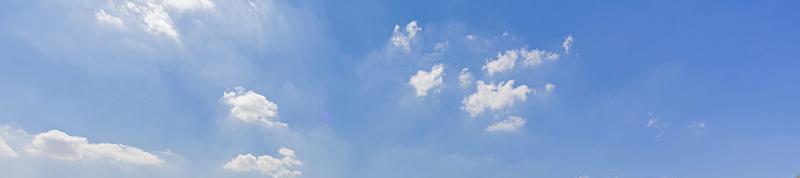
[563,34,574,54]
[390,20,422,51]
[23,130,163,165]
[577,176,589,178]
[520,48,559,67]
[135,2,180,41]
[0,136,18,158]
[409,64,445,97]
[95,10,124,29]
[646,113,667,138]
[163,0,215,11]
[485,116,527,132]
[462,80,532,117]
[482,49,518,76]
[545,82,556,94]
[465,34,476,40]
[687,121,706,129]
[458,68,472,88]
[224,147,302,178]
[222,87,286,129]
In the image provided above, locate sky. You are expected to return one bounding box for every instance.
[0,0,798,178]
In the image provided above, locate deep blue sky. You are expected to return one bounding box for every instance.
[0,0,798,178]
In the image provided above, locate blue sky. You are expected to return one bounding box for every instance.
[0,0,798,177]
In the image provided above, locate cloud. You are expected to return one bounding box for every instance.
[482,49,518,76]
[646,113,667,138]
[577,176,589,178]
[222,87,287,129]
[23,130,163,165]
[563,34,574,54]
[409,64,445,97]
[162,0,215,11]
[485,116,527,132]
[0,136,18,158]
[95,10,124,29]
[462,80,532,117]
[520,48,560,67]
[458,68,473,88]
[390,20,422,51]
[687,121,706,129]
[544,82,556,94]
[224,147,302,178]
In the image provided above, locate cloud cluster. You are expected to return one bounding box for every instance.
[224,147,303,178]
[485,116,527,132]
[483,48,561,76]
[462,80,532,117]
[0,126,163,166]
[92,0,216,42]
[409,64,445,97]
[391,20,422,51]
[222,87,286,129]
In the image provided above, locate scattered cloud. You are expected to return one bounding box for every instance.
[95,10,124,29]
[222,87,287,129]
[485,116,527,132]
[687,121,706,130]
[646,113,667,138]
[520,48,560,67]
[0,136,18,158]
[563,34,574,54]
[224,147,302,178]
[390,20,422,51]
[544,82,556,94]
[577,176,589,178]
[459,68,473,88]
[483,49,518,76]
[465,34,477,41]
[409,64,445,97]
[162,0,215,11]
[462,80,532,117]
[23,130,163,165]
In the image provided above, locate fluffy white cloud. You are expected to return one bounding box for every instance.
[0,136,18,158]
[458,68,473,88]
[563,34,574,54]
[462,80,532,117]
[485,116,527,132]
[544,82,556,94]
[163,0,215,11]
[409,64,445,97]
[95,10,124,29]
[132,2,180,41]
[390,20,422,51]
[482,49,518,76]
[520,48,559,67]
[23,130,163,165]
[222,87,287,128]
[224,147,302,178]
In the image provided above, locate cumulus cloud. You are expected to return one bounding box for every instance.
[544,82,556,94]
[462,80,532,117]
[95,10,124,29]
[409,64,445,97]
[222,87,287,129]
[485,116,527,132]
[0,136,18,158]
[520,48,560,67]
[563,34,574,54]
[23,130,163,165]
[224,147,302,178]
[459,68,473,88]
[482,49,518,76]
[390,20,422,51]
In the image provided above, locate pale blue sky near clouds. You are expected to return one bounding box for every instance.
[0,0,798,178]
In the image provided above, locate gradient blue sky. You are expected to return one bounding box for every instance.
[0,0,798,178]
